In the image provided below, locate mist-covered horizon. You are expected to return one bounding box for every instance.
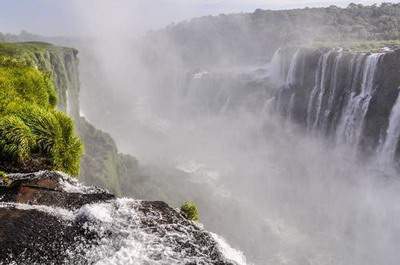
[0,0,398,36]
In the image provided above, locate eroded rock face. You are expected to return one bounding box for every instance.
[0,171,242,265]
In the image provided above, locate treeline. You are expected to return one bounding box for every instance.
[143,2,400,67]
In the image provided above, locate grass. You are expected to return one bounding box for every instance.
[0,42,83,175]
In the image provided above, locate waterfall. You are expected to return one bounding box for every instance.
[306,54,324,130]
[285,50,301,87]
[287,93,296,123]
[321,53,343,134]
[335,54,365,144]
[270,49,302,121]
[272,48,388,157]
[336,53,383,147]
[309,51,333,131]
[378,88,400,167]
[268,48,286,87]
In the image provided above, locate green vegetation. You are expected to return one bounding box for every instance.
[0,43,83,175]
[180,201,200,222]
[0,42,80,118]
[144,2,400,66]
[0,170,10,186]
[312,39,400,53]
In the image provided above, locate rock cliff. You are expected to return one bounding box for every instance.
[271,47,400,163]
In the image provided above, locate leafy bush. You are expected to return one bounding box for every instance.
[180,201,200,222]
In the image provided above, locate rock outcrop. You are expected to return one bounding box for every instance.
[0,171,240,265]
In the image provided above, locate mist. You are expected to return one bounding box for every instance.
[16,1,399,264]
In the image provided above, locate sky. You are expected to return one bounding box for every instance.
[0,0,397,36]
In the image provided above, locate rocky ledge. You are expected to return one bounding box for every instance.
[0,171,241,265]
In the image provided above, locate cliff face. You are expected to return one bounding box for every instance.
[0,41,138,193]
[271,47,400,162]
[0,42,80,120]
[78,117,139,195]
[31,44,80,120]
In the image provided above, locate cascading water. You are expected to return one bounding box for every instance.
[286,94,296,124]
[309,51,333,131]
[336,53,383,147]
[378,88,400,168]
[285,50,301,88]
[335,54,366,144]
[320,53,343,134]
[306,53,325,130]
[268,48,286,87]
[272,48,385,152]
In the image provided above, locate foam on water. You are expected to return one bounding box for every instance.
[211,233,251,265]
[0,202,75,220]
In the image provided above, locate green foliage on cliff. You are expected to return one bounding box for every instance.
[0,42,80,118]
[312,39,400,53]
[180,201,200,222]
[0,43,83,175]
[0,170,10,186]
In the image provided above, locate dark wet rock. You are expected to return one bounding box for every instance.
[0,171,238,265]
[362,49,400,155]
[0,208,94,265]
[0,171,114,209]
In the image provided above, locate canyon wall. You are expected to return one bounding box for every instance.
[272,47,400,165]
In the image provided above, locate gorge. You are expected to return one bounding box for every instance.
[2,2,400,265]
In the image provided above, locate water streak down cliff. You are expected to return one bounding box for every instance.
[271,47,400,166]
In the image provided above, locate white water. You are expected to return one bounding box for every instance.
[336,53,383,147]
[312,51,333,131]
[306,53,325,130]
[379,88,400,167]
[268,48,286,87]
[2,197,248,265]
[321,53,343,133]
[285,50,301,87]
[274,49,384,148]
[211,233,251,265]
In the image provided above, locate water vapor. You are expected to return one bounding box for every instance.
[68,1,400,264]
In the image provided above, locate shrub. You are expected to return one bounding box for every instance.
[52,111,83,175]
[0,170,10,186]
[180,201,200,222]
[6,104,83,175]
[0,116,34,162]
